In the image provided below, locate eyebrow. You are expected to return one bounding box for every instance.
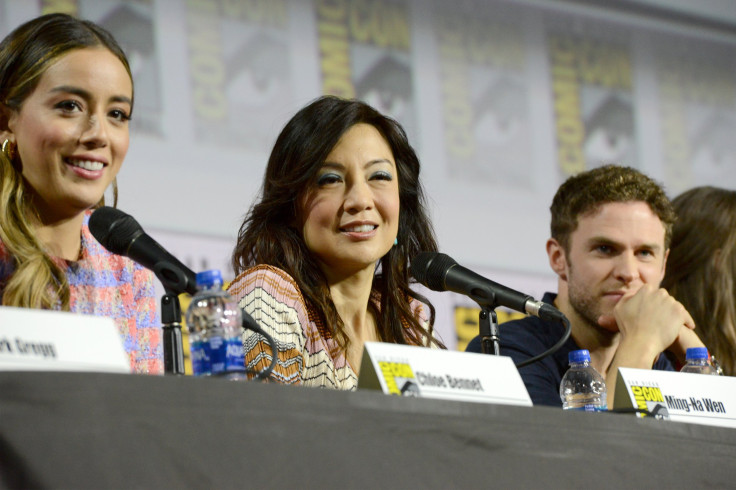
[587,236,663,252]
[321,158,394,170]
[50,85,133,106]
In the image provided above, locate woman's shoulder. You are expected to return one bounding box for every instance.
[227,265,303,305]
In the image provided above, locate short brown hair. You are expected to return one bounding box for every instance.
[550,165,675,252]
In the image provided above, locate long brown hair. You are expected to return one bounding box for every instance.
[662,186,736,376]
[0,13,132,309]
[232,95,441,351]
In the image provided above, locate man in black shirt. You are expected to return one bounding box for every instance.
[467,165,705,407]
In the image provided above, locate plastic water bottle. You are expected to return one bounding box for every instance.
[680,347,718,375]
[560,349,607,411]
[186,270,246,380]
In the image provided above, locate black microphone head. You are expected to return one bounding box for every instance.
[410,252,457,291]
[89,206,143,255]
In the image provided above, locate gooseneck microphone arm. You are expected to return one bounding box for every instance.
[479,308,500,356]
[160,294,185,375]
[411,252,571,367]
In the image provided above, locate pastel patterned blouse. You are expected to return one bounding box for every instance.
[0,211,163,374]
[227,264,433,390]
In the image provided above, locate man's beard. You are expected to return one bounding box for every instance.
[567,278,605,330]
[566,260,617,332]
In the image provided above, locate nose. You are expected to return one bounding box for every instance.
[344,179,373,213]
[613,252,639,284]
[79,115,109,149]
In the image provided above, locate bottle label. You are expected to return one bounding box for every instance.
[225,337,246,372]
[190,340,211,376]
[208,335,226,374]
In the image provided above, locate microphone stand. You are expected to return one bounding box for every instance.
[161,292,185,375]
[479,307,500,356]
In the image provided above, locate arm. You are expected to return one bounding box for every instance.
[604,284,695,407]
[227,266,308,384]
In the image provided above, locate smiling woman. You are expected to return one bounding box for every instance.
[0,14,162,374]
[228,96,444,389]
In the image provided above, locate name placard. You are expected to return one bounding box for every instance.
[614,367,736,428]
[358,342,532,406]
[0,306,131,374]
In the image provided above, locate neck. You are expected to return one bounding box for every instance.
[555,281,620,376]
[323,264,379,375]
[33,212,86,261]
[326,265,376,334]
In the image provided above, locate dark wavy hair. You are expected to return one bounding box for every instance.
[550,164,676,253]
[232,95,441,350]
[662,186,736,376]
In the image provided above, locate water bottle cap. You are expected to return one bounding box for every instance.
[685,347,709,361]
[195,269,223,288]
[568,349,591,364]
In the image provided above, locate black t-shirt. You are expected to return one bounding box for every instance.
[465,292,675,407]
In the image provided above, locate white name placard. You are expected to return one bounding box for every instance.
[0,306,131,374]
[358,341,532,407]
[614,367,736,428]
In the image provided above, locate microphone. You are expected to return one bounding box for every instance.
[89,207,198,295]
[410,252,564,322]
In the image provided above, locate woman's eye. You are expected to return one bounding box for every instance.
[56,100,82,113]
[317,173,342,186]
[371,171,393,181]
[109,109,131,122]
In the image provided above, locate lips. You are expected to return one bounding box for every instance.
[602,291,626,302]
[340,224,377,233]
[64,157,108,180]
[64,157,106,171]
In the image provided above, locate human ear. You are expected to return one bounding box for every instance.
[547,238,568,281]
[0,103,15,143]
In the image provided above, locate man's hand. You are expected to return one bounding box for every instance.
[602,285,696,408]
[598,284,695,356]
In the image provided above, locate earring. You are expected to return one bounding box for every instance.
[2,139,16,161]
[393,238,398,246]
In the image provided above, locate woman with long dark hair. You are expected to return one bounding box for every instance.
[228,95,442,388]
[663,186,736,376]
[0,14,161,373]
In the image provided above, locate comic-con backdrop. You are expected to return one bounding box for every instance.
[2,0,735,354]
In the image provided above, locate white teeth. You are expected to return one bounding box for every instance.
[343,225,375,233]
[67,159,104,171]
